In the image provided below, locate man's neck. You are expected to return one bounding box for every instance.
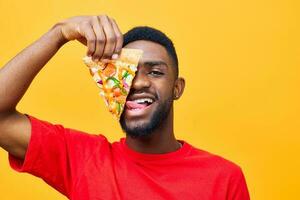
[125,112,180,154]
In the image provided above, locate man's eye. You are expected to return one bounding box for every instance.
[149,71,164,76]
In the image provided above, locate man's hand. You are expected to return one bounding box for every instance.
[58,15,123,62]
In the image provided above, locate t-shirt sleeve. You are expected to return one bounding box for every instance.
[227,166,251,200]
[8,114,108,198]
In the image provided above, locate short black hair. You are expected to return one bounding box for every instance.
[123,26,179,77]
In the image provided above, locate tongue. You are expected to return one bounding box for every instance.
[126,101,147,109]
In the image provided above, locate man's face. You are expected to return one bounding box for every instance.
[120,40,177,138]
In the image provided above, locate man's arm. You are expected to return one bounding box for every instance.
[0,15,123,159]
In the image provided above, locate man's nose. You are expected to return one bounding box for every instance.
[131,70,151,91]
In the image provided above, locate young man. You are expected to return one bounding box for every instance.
[0,15,250,199]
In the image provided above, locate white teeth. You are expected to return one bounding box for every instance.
[133,98,154,104]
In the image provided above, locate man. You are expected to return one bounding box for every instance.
[0,15,250,199]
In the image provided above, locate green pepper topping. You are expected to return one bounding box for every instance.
[122,70,129,79]
[107,77,120,86]
[116,102,121,113]
[121,87,127,95]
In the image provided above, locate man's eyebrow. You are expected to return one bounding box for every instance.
[140,61,168,68]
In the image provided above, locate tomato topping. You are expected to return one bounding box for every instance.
[113,87,121,97]
[103,63,116,77]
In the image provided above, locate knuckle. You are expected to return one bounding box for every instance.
[116,34,123,41]
[106,36,115,43]
[115,33,121,38]
[88,39,96,44]
[80,21,90,27]
[92,16,100,23]
[99,15,106,20]
[97,38,105,44]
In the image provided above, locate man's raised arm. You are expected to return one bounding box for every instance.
[0,15,123,159]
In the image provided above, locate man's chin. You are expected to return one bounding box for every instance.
[120,116,155,138]
[119,97,173,138]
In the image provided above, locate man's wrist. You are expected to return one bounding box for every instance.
[48,23,69,48]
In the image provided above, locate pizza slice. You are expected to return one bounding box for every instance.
[83,48,143,119]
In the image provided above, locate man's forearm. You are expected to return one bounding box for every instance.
[0,25,66,114]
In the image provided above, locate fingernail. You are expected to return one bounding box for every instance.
[112,54,119,60]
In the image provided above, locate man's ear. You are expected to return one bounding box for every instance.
[173,77,185,100]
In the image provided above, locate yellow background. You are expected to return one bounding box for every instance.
[0,0,299,199]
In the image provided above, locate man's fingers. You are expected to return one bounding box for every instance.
[69,15,122,60]
[99,15,116,59]
[91,16,105,61]
[110,17,123,56]
[80,22,97,56]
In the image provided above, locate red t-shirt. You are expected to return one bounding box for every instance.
[9,115,250,200]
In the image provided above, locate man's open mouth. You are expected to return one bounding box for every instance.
[125,94,156,117]
[126,98,154,110]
